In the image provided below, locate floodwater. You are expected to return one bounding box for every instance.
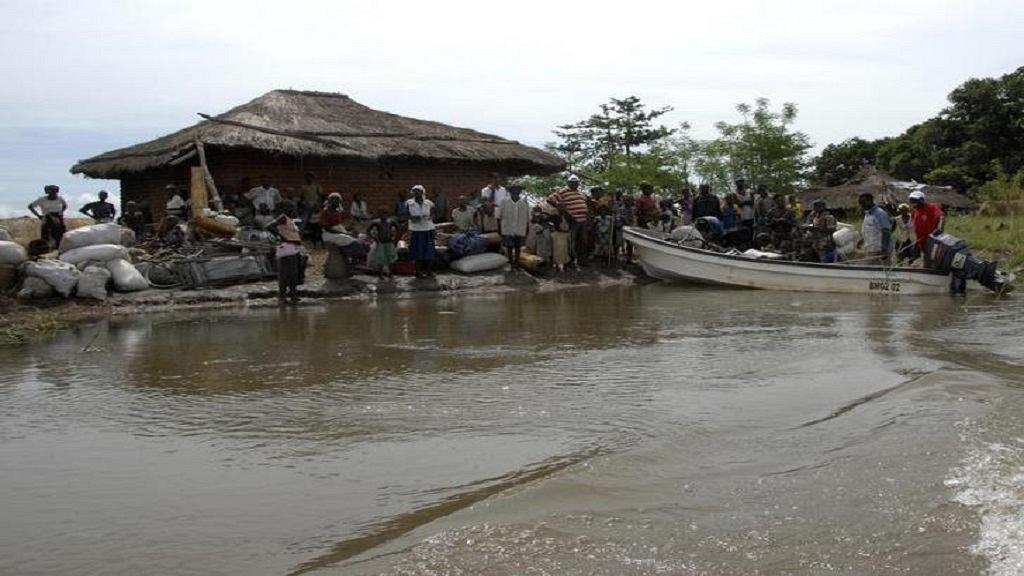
[1,285,1022,576]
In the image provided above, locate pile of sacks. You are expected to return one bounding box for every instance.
[0,225,28,290]
[16,223,149,301]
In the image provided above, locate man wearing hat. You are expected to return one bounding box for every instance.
[547,174,591,266]
[908,190,944,267]
[27,185,68,248]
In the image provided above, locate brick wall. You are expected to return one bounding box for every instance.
[119,149,522,220]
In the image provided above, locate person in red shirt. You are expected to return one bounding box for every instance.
[635,182,659,228]
[908,190,944,266]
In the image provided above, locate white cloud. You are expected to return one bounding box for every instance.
[0,0,1021,209]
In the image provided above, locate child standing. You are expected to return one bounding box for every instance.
[366,210,398,277]
[551,212,571,272]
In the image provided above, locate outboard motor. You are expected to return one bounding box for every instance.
[926,233,1015,294]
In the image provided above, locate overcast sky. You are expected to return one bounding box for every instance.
[1,0,1021,215]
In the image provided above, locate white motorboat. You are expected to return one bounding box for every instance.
[623,226,1014,295]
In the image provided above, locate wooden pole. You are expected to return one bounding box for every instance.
[189,166,208,213]
[193,139,223,212]
[168,147,197,166]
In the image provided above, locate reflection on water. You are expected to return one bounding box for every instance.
[0,286,1021,575]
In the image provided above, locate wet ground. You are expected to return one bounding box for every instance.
[0,285,1021,575]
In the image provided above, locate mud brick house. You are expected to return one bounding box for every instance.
[71,90,563,217]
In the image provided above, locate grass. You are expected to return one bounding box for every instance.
[945,214,1024,270]
[0,307,72,345]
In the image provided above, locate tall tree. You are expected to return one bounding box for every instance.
[812,137,886,186]
[704,99,812,193]
[868,66,1024,192]
[549,96,674,172]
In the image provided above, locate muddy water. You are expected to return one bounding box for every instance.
[0,286,1022,576]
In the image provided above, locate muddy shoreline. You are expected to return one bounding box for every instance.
[1,266,646,344]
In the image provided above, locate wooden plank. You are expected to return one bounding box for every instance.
[193,139,223,211]
[189,166,208,213]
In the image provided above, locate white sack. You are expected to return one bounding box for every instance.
[105,258,149,292]
[23,259,80,297]
[450,252,508,274]
[323,231,357,247]
[59,244,129,265]
[0,240,28,266]
[214,214,240,227]
[58,223,129,253]
[0,226,12,242]
[76,265,112,300]
[17,276,54,299]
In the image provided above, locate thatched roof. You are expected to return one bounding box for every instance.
[794,167,976,211]
[71,90,564,178]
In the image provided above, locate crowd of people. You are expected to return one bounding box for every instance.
[23,171,949,301]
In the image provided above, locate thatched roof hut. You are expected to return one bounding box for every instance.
[71,90,563,217]
[794,167,976,213]
[73,90,563,177]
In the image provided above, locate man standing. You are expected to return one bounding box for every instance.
[808,199,837,262]
[734,179,756,246]
[28,184,67,248]
[80,190,117,223]
[908,190,944,267]
[754,184,772,229]
[480,174,508,219]
[499,183,531,268]
[691,184,722,220]
[635,182,659,228]
[858,193,892,264]
[300,172,323,210]
[547,174,590,267]
[245,175,282,213]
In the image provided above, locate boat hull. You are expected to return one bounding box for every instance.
[624,227,968,295]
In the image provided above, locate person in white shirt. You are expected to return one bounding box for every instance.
[499,184,532,268]
[406,185,436,278]
[245,175,282,212]
[28,184,68,248]
[734,178,755,246]
[480,173,509,219]
[164,184,188,219]
[349,193,369,221]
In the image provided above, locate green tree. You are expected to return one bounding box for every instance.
[704,98,813,193]
[549,96,674,172]
[811,137,885,186]
[870,66,1024,192]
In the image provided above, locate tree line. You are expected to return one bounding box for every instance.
[539,66,1024,202]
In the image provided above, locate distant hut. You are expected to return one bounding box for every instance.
[71,90,564,218]
[794,167,976,215]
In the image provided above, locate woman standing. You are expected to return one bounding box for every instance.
[270,213,305,303]
[349,192,370,233]
[406,185,436,278]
